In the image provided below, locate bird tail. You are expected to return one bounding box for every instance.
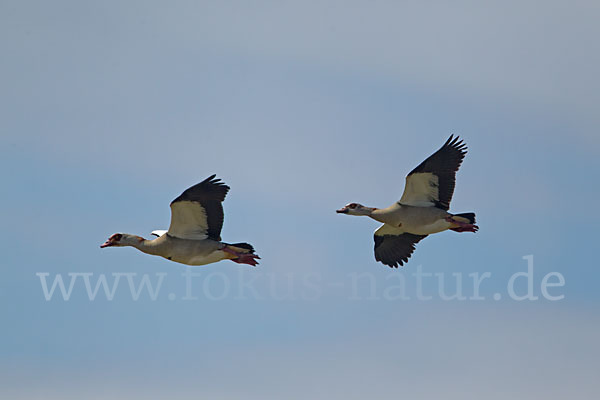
[452,212,476,224]
[227,242,256,254]
[449,212,478,232]
[224,242,260,266]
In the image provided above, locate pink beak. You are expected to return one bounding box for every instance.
[336,207,349,214]
[100,240,113,248]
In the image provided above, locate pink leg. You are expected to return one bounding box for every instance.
[222,247,261,266]
[446,216,479,232]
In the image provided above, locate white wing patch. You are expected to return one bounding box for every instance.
[151,230,168,237]
[168,201,209,240]
[374,224,405,237]
[399,172,439,207]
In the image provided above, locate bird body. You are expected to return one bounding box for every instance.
[126,234,227,265]
[101,175,260,267]
[371,203,452,235]
[337,135,478,268]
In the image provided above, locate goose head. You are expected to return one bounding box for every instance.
[100,233,143,248]
[336,203,374,216]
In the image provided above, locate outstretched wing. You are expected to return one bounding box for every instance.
[399,135,467,210]
[167,175,230,241]
[374,224,427,268]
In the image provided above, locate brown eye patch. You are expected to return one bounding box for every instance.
[349,203,357,209]
[111,234,123,241]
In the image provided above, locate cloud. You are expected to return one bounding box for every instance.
[153,1,600,123]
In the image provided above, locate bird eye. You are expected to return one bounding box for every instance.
[349,203,357,209]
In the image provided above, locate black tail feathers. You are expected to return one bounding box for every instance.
[453,212,476,224]
[228,242,255,253]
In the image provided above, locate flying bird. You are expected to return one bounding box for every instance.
[101,175,260,266]
[336,135,478,268]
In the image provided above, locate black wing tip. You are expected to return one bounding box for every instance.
[384,260,404,268]
[374,233,428,268]
[374,255,405,268]
[374,234,420,268]
[407,134,468,177]
[445,134,468,153]
[201,174,230,189]
[171,174,231,205]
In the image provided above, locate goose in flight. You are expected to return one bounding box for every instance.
[101,175,260,266]
[337,135,478,268]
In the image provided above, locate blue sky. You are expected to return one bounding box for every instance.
[2,1,599,399]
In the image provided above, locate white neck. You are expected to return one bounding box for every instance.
[121,235,161,256]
